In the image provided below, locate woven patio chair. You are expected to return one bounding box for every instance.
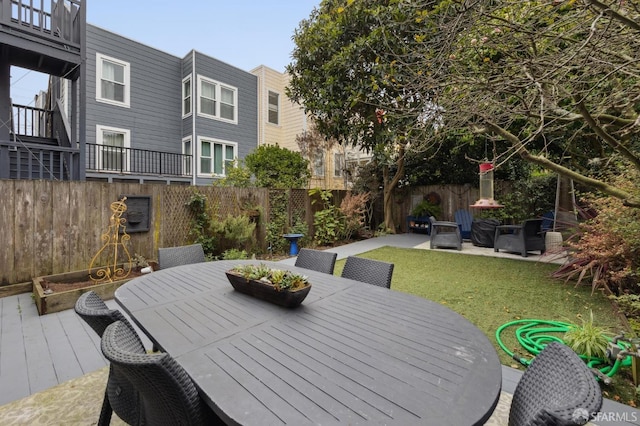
[494,218,546,257]
[157,243,206,270]
[101,320,223,425]
[508,341,602,426]
[429,216,462,251]
[295,248,338,275]
[74,291,145,426]
[341,256,394,288]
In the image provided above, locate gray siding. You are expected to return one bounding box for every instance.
[85,25,183,153]
[191,51,258,185]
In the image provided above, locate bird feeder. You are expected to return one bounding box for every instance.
[471,162,503,209]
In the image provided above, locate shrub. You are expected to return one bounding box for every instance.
[552,169,640,295]
[310,188,344,245]
[339,192,370,240]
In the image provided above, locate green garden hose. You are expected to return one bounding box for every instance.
[496,319,632,380]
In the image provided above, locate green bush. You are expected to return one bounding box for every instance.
[221,249,249,260]
[185,191,216,256]
[310,188,344,245]
[210,215,256,254]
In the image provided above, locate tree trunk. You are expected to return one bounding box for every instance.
[382,145,406,233]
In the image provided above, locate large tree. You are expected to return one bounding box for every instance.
[287,0,439,231]
[384,0,640,206]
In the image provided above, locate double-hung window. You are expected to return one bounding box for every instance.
[268,91,279,125]
[96,53,130,108]
[198,138,236,177]
[313,152,325,177]
[182,76,192,117]
[96,125,130,172]
[334,153,345,177]
[182,137,192,176]
[197,76,237,124]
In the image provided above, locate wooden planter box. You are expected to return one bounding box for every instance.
[32,263,155,316]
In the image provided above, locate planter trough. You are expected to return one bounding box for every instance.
[32,263,156,315]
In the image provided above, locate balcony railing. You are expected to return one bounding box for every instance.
[86,143,192,177]
[1,0,83,48]
[0,139,79,180]
[12,104,53,138]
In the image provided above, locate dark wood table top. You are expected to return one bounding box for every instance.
[116,260,502,425]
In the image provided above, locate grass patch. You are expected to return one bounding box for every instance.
[335,246,638,406]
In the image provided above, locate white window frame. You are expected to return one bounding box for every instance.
[196,136,237,177]
[182,75,192,118]
[96,53,130,108]
[313,151,325,177]
[96,125,131,172]
[267,90,280,125]
[182,136,192,176]
[197,75,238,124]
[334,153,345,178]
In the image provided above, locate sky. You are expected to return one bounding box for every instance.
[10,0,320,106]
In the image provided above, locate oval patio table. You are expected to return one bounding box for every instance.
[115,260,502,425]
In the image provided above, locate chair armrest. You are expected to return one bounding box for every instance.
[432,220,459,229]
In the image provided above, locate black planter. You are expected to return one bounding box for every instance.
[225,272,311,308]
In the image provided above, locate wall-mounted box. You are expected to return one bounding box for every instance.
[121,195,151,233]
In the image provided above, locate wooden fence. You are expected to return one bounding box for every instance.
[0,180,314,285]
[0,179,496,286]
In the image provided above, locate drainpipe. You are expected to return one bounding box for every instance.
[191,51,196,186]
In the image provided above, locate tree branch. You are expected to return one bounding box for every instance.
[585,0,640,32]
[483,120,640,207]
[574,99,640,169]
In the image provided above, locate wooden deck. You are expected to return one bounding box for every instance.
[0,234,638,424]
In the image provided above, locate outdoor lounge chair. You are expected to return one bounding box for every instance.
[74,291,145,426]
[157,243,206,270]
[295,248,338,275]
[429,216,462,251]
[341,256,394,288]
[101,321,222,425]
[508,341,602,426]
[454,209,473,240]
[494,219,545,257]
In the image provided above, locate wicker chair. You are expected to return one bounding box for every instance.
[158,243,206,270]
[341,256,394,288]
[508,341,602,426]
[101,321,222,426]
[494,219,546,257]
[295,248,338,275]
[429,216,462,251]
[74,291,145,426]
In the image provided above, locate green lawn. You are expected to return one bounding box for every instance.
[335,246,638,406]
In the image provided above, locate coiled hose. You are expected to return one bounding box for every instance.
[495,319,632,381]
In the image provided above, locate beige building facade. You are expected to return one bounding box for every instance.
[251,65,370,190]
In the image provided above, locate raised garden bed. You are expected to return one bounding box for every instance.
[32,263,156,315]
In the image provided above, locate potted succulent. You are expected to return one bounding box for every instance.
[226,264,311,307]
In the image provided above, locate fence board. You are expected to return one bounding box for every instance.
[52,182,70,274]
[68,181,86,272]
[13,180,35,281]
[34,180,53,274]
[0,181,15,285]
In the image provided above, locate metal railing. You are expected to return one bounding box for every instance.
[12,104,53,138]
[86,143,192,177]
[2,0,83,47]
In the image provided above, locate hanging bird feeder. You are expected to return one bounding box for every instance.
[471,162,503,209]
